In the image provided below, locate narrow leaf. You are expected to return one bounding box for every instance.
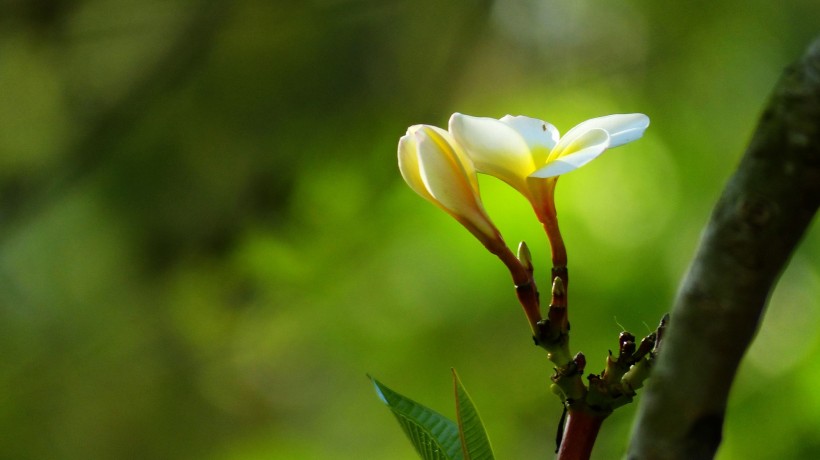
[371,376,463,460]
[452,369,495,460]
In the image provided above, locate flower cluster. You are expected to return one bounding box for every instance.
[399,112,649,267]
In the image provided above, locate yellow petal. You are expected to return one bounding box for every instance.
[398,125,435,203]
[416,129,477,211]
[398,124,500,243]
[418,124,481,195]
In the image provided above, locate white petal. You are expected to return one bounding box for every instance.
[415,129,496,237]
[449,113,534,191]
[399,125,500,243]
[398,126,435,201]
[416,128,479,213]
[423,125,481,194]
[530,129,610,178]
[561,113,649,151]
[499,115,559,166]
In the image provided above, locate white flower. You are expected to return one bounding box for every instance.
[449,112,650,213]
[398,124,503,248]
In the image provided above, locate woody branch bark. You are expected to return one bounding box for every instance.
[627,36,820,459]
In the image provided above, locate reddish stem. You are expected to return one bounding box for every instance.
[492,244,542,334]
[557,409,606,460]
[529,178,567,269]
[542,216,567,269]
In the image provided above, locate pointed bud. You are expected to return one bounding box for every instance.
[551,276,565,297]
[632,332,656,363]
[517,241,533,272]
[619,332,636,352]
[573,352,586,373]
[619,334,636,359]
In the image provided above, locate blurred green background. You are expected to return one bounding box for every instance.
[0,0,818,458]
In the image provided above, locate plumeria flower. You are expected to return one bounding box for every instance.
[398,123,536,325]
[449,112,650,265]
[449,112,649,198]
[398,124,506,253]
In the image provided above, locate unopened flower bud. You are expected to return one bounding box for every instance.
[517,241,533,272]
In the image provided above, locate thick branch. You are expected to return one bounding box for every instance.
[627,37,820,459]
[558,409,605,460]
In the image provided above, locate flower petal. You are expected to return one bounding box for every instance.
[398,125,435,202]
[499,115,559,166]
[426,125,481,194]
[416,128,477,210]
[530,128,610,178]
[449,113,534,192]
[415,127,497,238]
[560,113,649,152]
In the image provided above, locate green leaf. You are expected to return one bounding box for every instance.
[371,376,463,460]
[452,369,495,460]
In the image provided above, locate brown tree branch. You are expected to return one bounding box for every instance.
[626,37,820,459]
